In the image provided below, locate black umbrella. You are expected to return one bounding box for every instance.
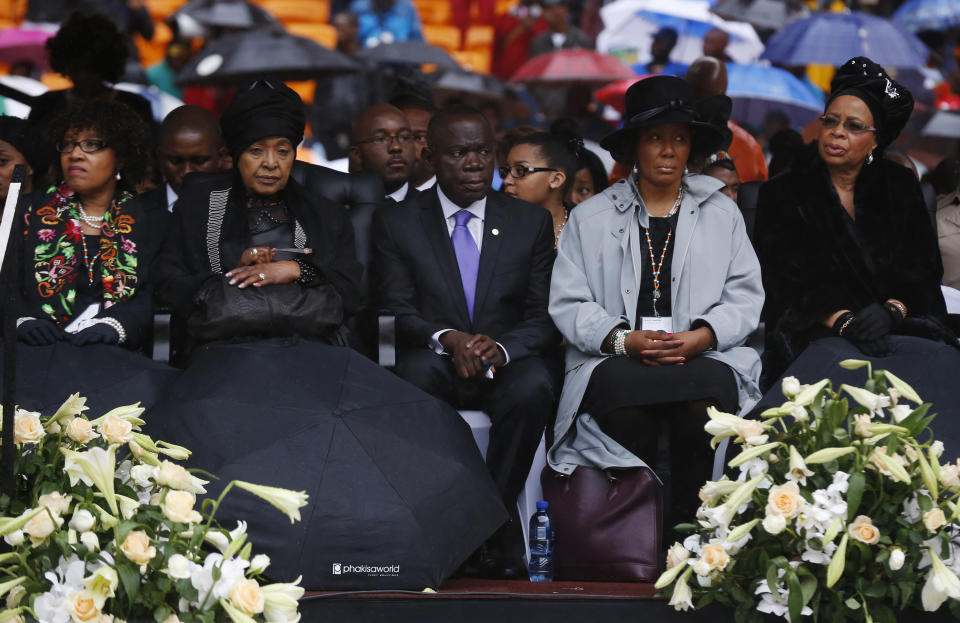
[173,0,278,30]
[710,0,809,32]
[0,343,179,417]
[432,69,506,103]
[178,27,360,85]
[146,339,507,590]
[356,40,460,70]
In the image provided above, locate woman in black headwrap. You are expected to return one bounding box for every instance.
[754,58,959,434]
[150,81,506,590]
[0,116,48,209]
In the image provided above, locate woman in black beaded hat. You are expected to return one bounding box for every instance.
[755,57,960,443]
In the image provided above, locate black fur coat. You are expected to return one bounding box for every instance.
[755,143,951,389]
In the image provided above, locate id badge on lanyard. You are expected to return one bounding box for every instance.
[640,315,673,334]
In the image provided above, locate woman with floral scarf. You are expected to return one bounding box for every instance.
[15,100,153,349]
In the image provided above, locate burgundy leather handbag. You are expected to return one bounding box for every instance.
[540,465,662,582]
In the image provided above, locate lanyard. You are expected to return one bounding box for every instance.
[640,186,683,317]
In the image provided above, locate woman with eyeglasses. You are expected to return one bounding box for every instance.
[755,57,958,393]
[15,100,153,349]
[501,131,577,248]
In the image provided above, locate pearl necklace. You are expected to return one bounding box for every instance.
[77,203,104,229]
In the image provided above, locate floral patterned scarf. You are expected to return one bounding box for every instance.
[25,183,138,326]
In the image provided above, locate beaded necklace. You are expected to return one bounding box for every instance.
[79,230,101,285]
[554,207,570,247]
[642,185,683,317]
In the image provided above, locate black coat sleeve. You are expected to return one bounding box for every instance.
[307,197,363,318]
[153,193,217,318]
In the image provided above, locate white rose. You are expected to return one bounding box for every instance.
[66,417,98,443]
[782,376,801,397]
[24,510,60,545]
[854,413,874,438]
[69,509,96,532]
[80,531,99,551]
[3,530,23,546]
[66,590,100,622]
[162,615,183,623]
[889,548,905,571]
[99,414,133,444]
[849,515,881,545]
[13,410,44,444]
[735,418,768,446]
[38,491,71,516]
[130,464,155,488]
[229,578,265,616]
[762,513,786,535]
[692,559,713,577]
[162,491,202,524]
[931,441,945,458]
[766,481,803,519]
[924,508,947,533]
[120,530,156,565]
[701,543,730,571]
[665,542,689,570]
[166,553,192,580]
[940,464,960,489]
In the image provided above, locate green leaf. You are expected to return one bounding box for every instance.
[787,571,804,623]
[846,472,866,520]
[118,562,140,603]
[767,561,783,601]
[899,403,931,436]
[870,603,897,623]
[845,597,861,610]
[153,606,173,623]
[863,581,886,598]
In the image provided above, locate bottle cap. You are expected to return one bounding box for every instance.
[537,501,548,510]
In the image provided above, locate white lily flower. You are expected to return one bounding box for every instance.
[922,548,960,611]
[234,482,308,524]
[61,446,118,515]
[261,577,305,622]
[50,393,88,424]
[841,384,891,415]
[785,445,813,486]
[667,568,693,612]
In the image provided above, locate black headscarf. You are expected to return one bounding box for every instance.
[826,57,914,151]
[219,80,305,158]
[0,115,49,176]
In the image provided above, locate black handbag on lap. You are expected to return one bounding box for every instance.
[541,465,662,582]
[189,276,344,342]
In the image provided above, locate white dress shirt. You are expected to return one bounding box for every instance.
[386,182,410,203]
[428,186,509,372]
[166,183,178,213]
[416,175,437,192]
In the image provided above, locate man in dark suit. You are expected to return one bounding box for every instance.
[350,102,419,203]
[372,105,558,577]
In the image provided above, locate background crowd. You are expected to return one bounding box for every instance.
[0,0,959,592]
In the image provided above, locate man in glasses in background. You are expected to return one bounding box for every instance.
[372,104,559,580]
[350,102,419,203]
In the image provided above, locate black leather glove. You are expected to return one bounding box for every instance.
[70,323,120,346]
[856,335,892,358]
[17,319,63,345]
[845,303,895,342]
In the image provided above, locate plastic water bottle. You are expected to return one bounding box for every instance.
[528,500,554,582]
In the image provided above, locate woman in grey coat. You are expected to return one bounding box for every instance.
[547,76,764,533]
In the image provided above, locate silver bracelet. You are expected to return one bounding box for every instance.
[92,317,127,345]
[15,316,37,328]
[613,328,629,356]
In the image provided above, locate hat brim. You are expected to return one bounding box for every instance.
[600,110,726,165]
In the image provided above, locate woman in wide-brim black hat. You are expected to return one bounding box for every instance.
[547,75,765,539]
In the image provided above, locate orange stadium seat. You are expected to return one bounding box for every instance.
[287,80,316,105]
[135,21,174,69]
[0,0,26,22]
[463,25,494,50]
[495,0,519,15]
[413,0,453,25]
[260,0,330,24]
[145,0,187,20]
[451,50,491,74]
[423,24,461,52]
[286,22,338,49]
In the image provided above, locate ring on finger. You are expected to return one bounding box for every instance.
[251,248,259,256]
[258,272,266,281]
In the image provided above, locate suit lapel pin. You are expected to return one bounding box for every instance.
[492,228,500,236]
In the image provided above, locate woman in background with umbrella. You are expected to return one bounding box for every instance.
[151,80,506,590]
[755,57,959,405]
[16,100,153,349]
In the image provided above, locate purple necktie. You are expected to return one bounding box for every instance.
[451,209,480,320]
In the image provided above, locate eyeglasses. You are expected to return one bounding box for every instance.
[356,133,415,147]
[57,140,108,154]
[818,115,876,135]
[499,165,558,179]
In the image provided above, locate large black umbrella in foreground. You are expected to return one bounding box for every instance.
[0,343,178,416]
[178,27,360,85]
[356,40,460,69]
[174,0,278,30]
[146,338,507,590]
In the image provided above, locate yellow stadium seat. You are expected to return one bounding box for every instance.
[450,49,491,74]
[413,0,453,25]
[286,22,338,49]
[463,25,494,50]
[261,0,330,24]
[423,24,461,52]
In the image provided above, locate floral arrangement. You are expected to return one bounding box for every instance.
[656,360,960,623]
[0,394,308,623]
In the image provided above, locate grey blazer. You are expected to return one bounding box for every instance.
[547,173,764,475]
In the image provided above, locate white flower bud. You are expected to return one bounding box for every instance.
[69,509,96,532]
[889,548,905,571]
